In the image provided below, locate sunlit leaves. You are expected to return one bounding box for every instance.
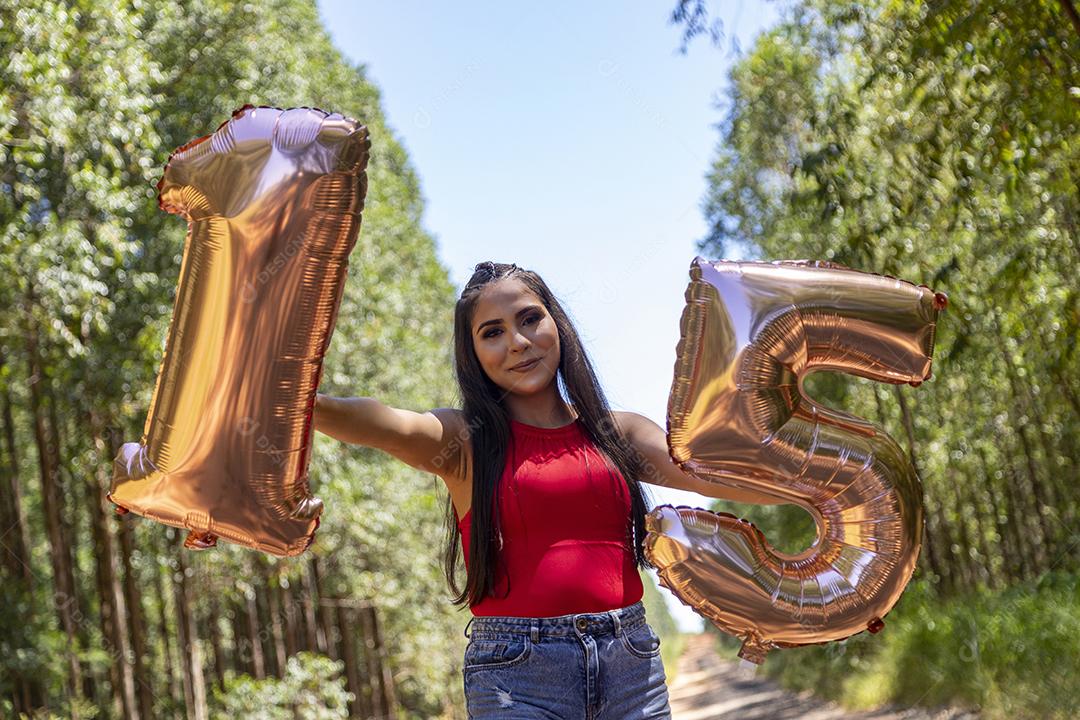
[694,0,1079,610]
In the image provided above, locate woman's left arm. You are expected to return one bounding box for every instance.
[614,411,786,505]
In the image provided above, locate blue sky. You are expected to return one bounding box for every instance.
[317,0,783,631]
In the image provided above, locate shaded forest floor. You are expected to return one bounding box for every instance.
[667,635,980,720]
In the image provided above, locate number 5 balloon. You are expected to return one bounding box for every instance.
[108,105,370,556]
[645,257,947,663]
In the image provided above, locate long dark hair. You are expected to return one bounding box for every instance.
[443,261,654,607]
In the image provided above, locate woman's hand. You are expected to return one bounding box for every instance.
[614,411,786,505]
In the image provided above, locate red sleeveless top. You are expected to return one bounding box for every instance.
[456,417,644,617]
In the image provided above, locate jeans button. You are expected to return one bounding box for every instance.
[575,618,588,631]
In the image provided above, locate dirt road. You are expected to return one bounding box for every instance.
[667,634,979,720]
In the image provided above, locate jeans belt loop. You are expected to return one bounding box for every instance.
[463,617,474,639]
[609,608,622,637]
[530,619,540,643]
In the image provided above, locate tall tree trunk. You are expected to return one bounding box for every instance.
[311,557,338,661]
[991,316,1054,565]
[173,546,195,718]
[945,469,978,590]
[335,602,366,719]
[980,469,1011,587]
[1059,0,1080,40]
[85,465,128,720]
[966,463,999,588]
[117,507,154,719]
[0,348,32,583]
[302,558,324,653]
[265,563,288,678]
[1055,366,1080,420]
[86,410,140,719]
[358,603,382,717]
[24,283,83,716]
[111,411,154,718]
[0,348,43,720]
[243,557,267,680]
[231,597,253,677]
[1001,390,1053,568]
[1052,368,1080,565]
[1001,457,1040,580]
[153,537,183,706]
[47,371,99,707]
[892,386,952,593]
[282,577,299,658]
[46,376,84,606]
[1011,321,1075,531]
[365,604,397,717]
[981,505,1004,583]
[976,446,1016,586]
[173,540,208,720]
[205,590,227,695]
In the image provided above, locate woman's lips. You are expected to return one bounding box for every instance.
[510,357,541,372]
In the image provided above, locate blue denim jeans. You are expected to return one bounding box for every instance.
[462,601,672,719]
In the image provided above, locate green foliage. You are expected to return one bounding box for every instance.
[682,0,1080,714]
[0,585,58,691]
[709,498,818,557]
[1,0,464,716]
[695,0,1080,588]
[714,573,1080,720]
[210,652,352,719]
[0,701,102,720]
[640,571,685,679]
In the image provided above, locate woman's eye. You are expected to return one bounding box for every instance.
[483,315,540,338]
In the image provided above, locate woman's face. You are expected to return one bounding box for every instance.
[470,278,561,397]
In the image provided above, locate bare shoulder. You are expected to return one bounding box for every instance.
[609,411,670,453]
[609,410,645,439]
[604,410,643,444]
[421,407,473,484]
[426,406,468,432]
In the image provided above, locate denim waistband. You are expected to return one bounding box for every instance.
[464,601,647,640]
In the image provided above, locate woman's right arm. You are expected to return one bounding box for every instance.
[313,394,469,481]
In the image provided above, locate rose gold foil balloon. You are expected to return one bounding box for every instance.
[645,257,946,663]
[107,105,370,556]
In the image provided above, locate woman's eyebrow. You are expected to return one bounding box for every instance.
[475,304,543,334]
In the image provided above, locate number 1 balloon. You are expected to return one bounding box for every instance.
[108,105,370,556]
[645,257,947,663]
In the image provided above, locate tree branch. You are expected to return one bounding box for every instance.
[1060,0,1080,40]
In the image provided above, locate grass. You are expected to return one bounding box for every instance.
[712,571,1080,720]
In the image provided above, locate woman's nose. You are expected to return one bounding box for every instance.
[509,329,531,350]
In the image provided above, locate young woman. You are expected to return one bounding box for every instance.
[313,261,769,718]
